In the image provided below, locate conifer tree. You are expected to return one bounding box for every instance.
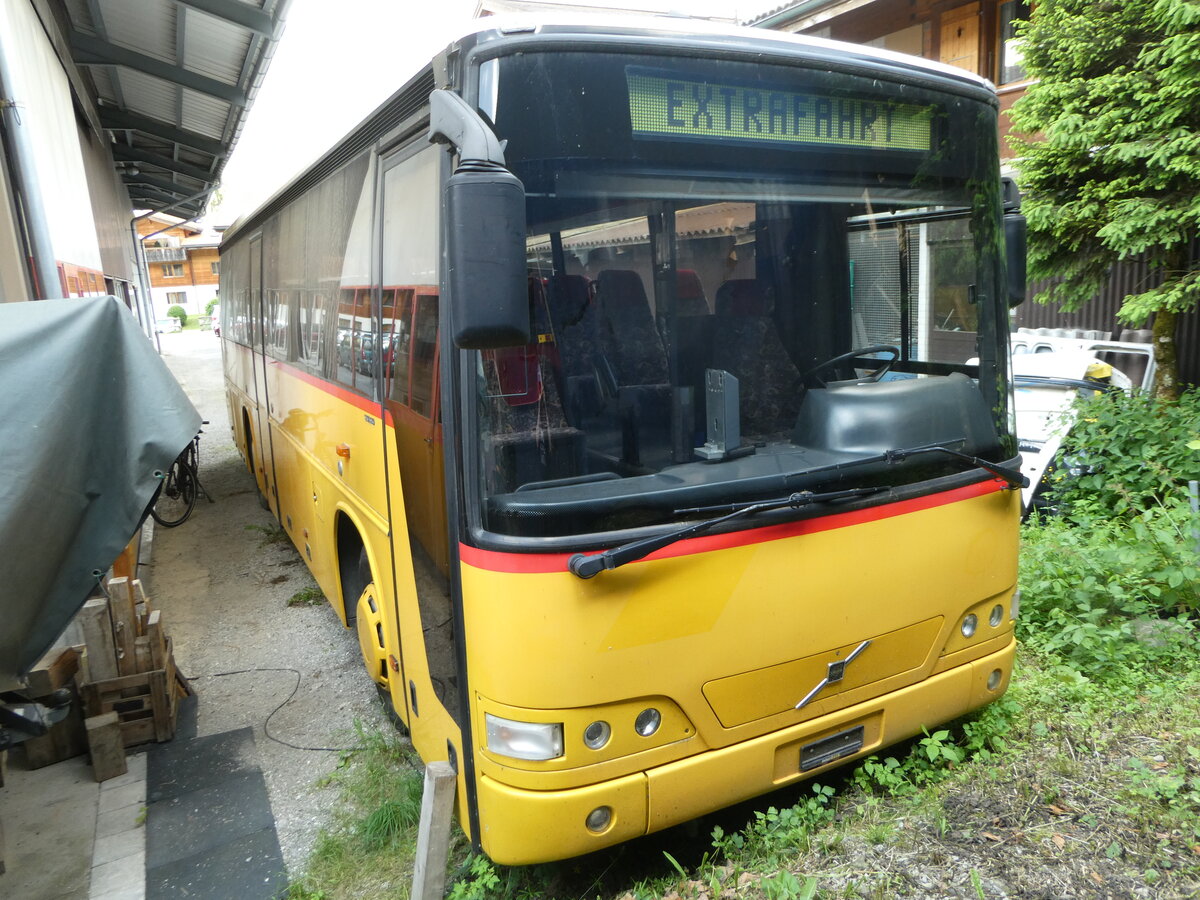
[1009,0,1200,397]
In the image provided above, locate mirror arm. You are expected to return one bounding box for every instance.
[428,89,507,166]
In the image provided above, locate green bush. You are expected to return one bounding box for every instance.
[166,304,188,327]
[1020,503,1198,677]
[1046,389,1200,519]
[205,297,219,315]
[1021,388,1200,678]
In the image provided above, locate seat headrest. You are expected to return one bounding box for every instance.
[715,279,770,317]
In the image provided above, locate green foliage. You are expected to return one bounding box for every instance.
[447,855,501,900]
[205,296,219,315]
[710,784,836,869]
[1020,508,1197,676]
[288,585,325,607]
[1009,0,1200,326]
[848,696,1019,799]
[166,304,188,326]
[1044,389,1200,517]
[1018,389,1200,676]
[357,793,421,849]
[761,870,818,900]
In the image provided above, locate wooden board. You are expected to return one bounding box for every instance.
[145,610,166,671]
[86,712,127,782]
[79,598,119,682]
[24,647,80,699]
[110,533,139,580]
[106,577,138,676]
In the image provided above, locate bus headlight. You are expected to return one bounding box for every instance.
[961,614,978,638]
[634,708,661,737]
[485,714,564,761]
[583,720,611,750]
[989,604,1004,628]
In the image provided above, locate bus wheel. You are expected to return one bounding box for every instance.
[375,683,409,736]
[354,580,389,690]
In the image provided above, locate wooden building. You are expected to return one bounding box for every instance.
[135,215,223,320]
[747,0,1032,161]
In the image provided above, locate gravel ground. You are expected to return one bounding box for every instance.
[146,327,390,876]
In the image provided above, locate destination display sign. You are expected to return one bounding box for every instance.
[626,68,934,153]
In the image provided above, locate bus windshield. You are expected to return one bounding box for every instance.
[473,49,1011,540]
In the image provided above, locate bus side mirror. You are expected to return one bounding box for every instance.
[1004,213,1026,308]
[446,165,531,349]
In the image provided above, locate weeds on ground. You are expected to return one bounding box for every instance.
[287,585,325,607]
[245,521,290,547]
[286,724,424,899]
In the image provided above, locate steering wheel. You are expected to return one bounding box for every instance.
[802,344,901,387]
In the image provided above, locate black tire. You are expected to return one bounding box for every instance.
[151,458,197,527]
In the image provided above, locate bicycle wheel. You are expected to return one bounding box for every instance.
[150,457,197,527]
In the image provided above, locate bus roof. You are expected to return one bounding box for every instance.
[458,14,995,94]
[223,14,995,246]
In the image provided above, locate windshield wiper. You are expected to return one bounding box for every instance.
[880,445,1028,489]
[566,444,1026,579]
[567,486,885,579]
[777,442,1028,493]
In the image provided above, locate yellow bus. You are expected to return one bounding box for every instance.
[219,17,1028,865]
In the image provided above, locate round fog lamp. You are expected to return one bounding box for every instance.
[989,604,1004,628]
[634,708,661,737]
[585,805,612,833]
[583,720,611,750]
[987,668,1003,691]
[961,614,978,638]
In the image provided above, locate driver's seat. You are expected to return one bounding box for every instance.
[710,280,802,439]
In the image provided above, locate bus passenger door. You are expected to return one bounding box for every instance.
[378,144,462,740]
[249,235,278,515]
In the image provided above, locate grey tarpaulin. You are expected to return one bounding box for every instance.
[0,296,201,687]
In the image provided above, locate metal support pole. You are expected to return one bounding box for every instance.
[130,217,160,351]
[0,34,61,299]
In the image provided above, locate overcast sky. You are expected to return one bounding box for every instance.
[207,0,777,224]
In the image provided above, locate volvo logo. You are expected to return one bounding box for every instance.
[795,640,872,709]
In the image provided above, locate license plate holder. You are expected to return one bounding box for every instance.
[799,724,865,772]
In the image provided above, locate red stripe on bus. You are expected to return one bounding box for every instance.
[458,479,1007,574]
[265,359,394,425]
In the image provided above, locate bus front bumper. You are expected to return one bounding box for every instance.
[476,639,1014,864]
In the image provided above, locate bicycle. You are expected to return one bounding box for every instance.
[150,422,212,527]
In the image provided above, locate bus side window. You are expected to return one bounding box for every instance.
[409,292,438,419]
[266,289,290,360]
[387,289,415,405]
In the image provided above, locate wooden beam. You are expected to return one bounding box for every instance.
[79,598,119,682]
[410,762,457,900]
[86,712,127,782]
[107,577,138,677]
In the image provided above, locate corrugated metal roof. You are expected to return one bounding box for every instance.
[60,0,291,218]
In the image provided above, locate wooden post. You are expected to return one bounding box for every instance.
[86,712,127,782]
[79,598,119,682]
[146,610,166,671]
[410,761,457,900]
[25,647,79,698]
[111,534,139,581]
[107,577,138,676]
